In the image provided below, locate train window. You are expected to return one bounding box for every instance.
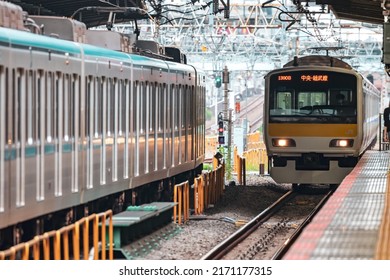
[170,84,175,165]
[269,71,357,124]
[124,79,130,136]
[85,76,91,138]
[118,80,126,136]
[160,84,165,133]
[133,81,139,135]
[54,72,62,141]
[113,78,118,137]
[72,74,79,139]
[37,70,43,142]
[96,77,103,138]
[46,72,54,142]
[150,82,156,133]
[118,79,127,136]
[15,69,24,144]
[298,92,327,108]
[107,78,115,137]
[134,81,141,175]
[157,84,162,132]
[140,82,146,134]
[175,85,180,131]
[188,86,194,129]
[330,90,353,106]
[26,70,35,144]
[63,74,70,141]
[273,91,293,111]
[181,86,186,129]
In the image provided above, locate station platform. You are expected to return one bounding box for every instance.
[284,149,390,260]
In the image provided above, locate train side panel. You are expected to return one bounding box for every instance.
[0,30,10,229]
[0,1,206,242]
[1,27,85,228]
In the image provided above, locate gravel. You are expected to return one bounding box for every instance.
[130,174,292,260]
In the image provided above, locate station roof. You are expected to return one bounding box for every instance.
[6,0,149,28]
[5,0,386,27]
[322,0,384,25]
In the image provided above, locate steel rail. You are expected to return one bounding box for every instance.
[270,187,335,260]
[201,190,297,260]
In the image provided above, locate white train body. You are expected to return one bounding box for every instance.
[263,56,379,185]
[0,1,205,240]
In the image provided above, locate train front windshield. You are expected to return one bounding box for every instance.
[268,70,357,124]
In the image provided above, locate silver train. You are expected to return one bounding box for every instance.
[0,2,205,247]
[263,55,380,186]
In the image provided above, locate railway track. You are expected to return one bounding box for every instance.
[236,95,263,132]
[201,187,335,260]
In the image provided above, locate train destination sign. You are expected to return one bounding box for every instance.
[277,74,329,82]
[300,74,328,82]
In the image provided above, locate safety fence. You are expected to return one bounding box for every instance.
[242,147,268,174]
[173,181,190,225]
[243,133,268,173]
[173,163,225,223]
[206,136,218,158]
[0,210,113,260]
[234,147,246,186]
[207,132,268,173]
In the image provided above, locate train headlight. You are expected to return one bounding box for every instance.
[272,138,296,147]
[329,139,354,148]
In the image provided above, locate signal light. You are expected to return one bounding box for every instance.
[215,76,222,88]
[218,120,224,145]
[218,120,224,135]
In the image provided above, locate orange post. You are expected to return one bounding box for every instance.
[101,215,106,260]
[62,230,69,260]
[194,176,205,215]
[83,217,90,260]
[73,222,80,260]
[173,181,190,224]
[54,231,61,260]
[93,214,99,260]
[33,236,40,260]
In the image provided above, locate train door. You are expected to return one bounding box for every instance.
[155,83,165,171]
[148,82,156,173]
[112,78,118,182]
[171,84,179,167]
[0,64,7,228]
[8,67,27,225]
[118,79,129,180]
[165,83,172,170]
[85,75,94,189]
[99,77,113,185]
[184,85,193,163]
[133,79,143,177]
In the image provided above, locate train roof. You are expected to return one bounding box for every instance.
[0,26,82,55]
[0,1,187,64]
[283,55,353,70]
[0,25,194,74]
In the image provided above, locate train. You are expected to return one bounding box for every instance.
[0,1,205,249]
[263,55,380,187]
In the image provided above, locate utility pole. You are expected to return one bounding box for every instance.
[222,65,232,179]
